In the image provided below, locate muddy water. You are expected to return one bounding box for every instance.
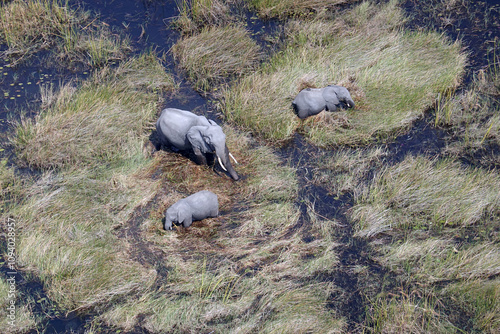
[1,0,499,332]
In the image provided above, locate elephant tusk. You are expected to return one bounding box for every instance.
[217,156,228,171]
[229,152,239,165]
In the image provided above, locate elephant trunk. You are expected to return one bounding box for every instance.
[347,98,355,109]
[215,144,239,181]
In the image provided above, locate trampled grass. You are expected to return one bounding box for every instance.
[222,0,466,146]
[172,25,261,93]
[0,0,131,67]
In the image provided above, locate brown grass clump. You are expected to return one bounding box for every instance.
[172,24,261,93]
[173,0,234,35]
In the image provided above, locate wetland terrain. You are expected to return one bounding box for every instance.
[0,0,499,333]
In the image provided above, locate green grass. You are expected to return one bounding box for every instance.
[352,156,500,238]
[13,52,176,170]
[222,0,466,146]
[0,0,131,67]
[247,0,356,19]
[172,25,261,93]
[173,0,233,34]
[0,277,37,333]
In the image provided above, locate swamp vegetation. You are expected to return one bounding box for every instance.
[0,0,499,333]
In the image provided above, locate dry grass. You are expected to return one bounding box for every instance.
[381,239,500,282]
[0,278,37,334]
[436,65,500,166]
[365,289,458,333]
[0,0,131,67]
[172,25,261,93]
[89,124,350,332]
[222,0,466,146]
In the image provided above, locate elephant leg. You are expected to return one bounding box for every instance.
[182,216,193,228]
[192,147,208,165]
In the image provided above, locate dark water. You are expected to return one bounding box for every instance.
[1,0,499,332]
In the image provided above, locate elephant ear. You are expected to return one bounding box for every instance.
[322,86,340,111]
[187,126,211,153]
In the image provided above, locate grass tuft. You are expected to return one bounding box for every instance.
[0,0,131,67]
[172,25,261,93]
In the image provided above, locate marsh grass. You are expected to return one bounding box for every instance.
[92,124,351,332]
[352,156,500,238]
[8,52,175,315]
[247,0,355,19]
[0,0,131,67]
[0,277,37,333]
[174,0,234,34]
[365,289,458,333]
[312,147,387,197]
[223,0,466,146]
[172,25,261,93]
[13,52,176,170]
[445,278,500,333]
[436,60,500,166]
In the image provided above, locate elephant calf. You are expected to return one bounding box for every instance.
[292,85,355,119]
[164,190,219,230]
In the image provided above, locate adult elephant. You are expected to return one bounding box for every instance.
[164,190,218,230]
[156,108,239,180]
[292,85,355,119]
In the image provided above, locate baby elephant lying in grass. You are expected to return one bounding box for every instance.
[164,190,219,230]
[292,85,355,119]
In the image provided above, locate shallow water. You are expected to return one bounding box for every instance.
[1,0,499,332]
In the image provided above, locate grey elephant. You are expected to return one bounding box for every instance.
[156,108,239,180]
[164,190,219,230]
[292,85,355,119]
